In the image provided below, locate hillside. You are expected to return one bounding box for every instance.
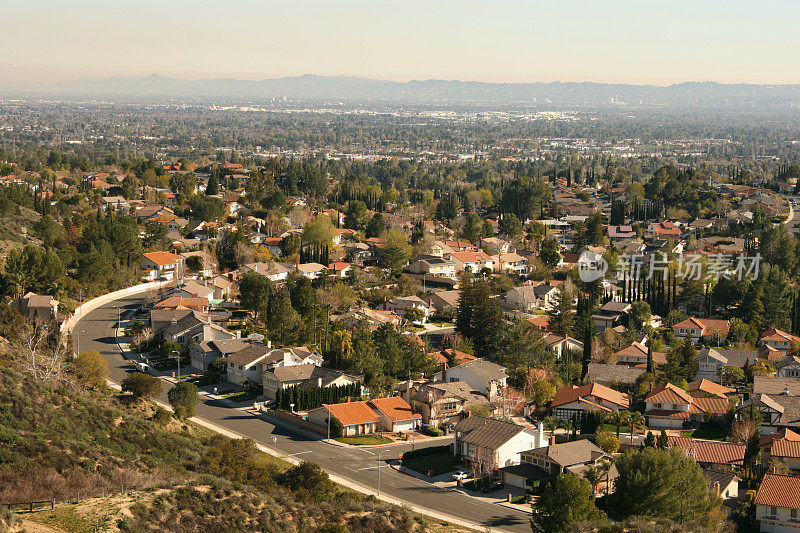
[0,352,448,532]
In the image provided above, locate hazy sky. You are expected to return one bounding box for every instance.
[3,0,799,85]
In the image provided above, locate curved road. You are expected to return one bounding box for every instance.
[75,294,532,533]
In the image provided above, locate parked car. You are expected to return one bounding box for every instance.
[481,481,504,493]
[452,470,470,481]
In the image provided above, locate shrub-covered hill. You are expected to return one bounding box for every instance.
[0,359,435,532]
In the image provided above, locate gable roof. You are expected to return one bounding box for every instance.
[324,400,380,427]
[754,376,800,396]
[667,436,745,466]
[587,363,644,385]
[551,383,631,410]
[754,473,800,509]
[760,328,800,344]
[442,358,507,383]
[368,396,421,422]
[526,439,607,468]
[142,251,181,266]
[645,382,694,405]
[453,415,527,450]
[226,344,271,367]
[688,379,737,398]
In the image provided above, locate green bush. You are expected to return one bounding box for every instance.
[419,424,444,437]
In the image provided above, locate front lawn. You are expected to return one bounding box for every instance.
[334,435,393,446]
[682,423,728,441]
[223,390,259,403]
[402,451,460,477]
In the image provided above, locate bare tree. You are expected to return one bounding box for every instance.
[21,321,66,384]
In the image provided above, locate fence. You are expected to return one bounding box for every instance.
[0,500,54,512]
[61,280,174,334]
[267,409,327,435]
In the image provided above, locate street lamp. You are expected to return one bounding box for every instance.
[377,449,389,495]
[76,329,85,356]
[171,350,181,381]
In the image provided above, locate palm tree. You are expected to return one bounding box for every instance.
[583,465,602,498]
[598,459,614,495]
[607,410,629,439]
[627,411,646,445]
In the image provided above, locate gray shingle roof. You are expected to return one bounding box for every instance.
[454,415,525,450]
[526,439,606,468]
[587,363,644,385]
[447,359,507,382]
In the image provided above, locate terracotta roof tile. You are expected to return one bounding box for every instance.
[368,396,421,422]
[551,383,631,409]
[324,400,379,427]
[754,473,800,509]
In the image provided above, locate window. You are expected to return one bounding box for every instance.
[791,509,798,519]
[443,402,458,411]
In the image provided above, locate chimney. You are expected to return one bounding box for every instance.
[442,361,447,382]
[714,482,721,496]
[266,340,272,349]
[235,330,241,339]
[318,377,323,388]
[537,421,544,446]
[549,435,556,446]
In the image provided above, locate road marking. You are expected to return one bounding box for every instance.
[358,466,379,470]
[288,451,312,456]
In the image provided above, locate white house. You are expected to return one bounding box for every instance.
[140,251,183,281]
[241,261,291,283]
[550,383,631,420]
[754,473,800,532]
[453,415,546,469]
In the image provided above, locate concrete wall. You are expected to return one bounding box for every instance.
[61,280,174,334]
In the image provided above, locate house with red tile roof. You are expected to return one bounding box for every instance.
[754,473,800,530]
[140,251,184,281]
[550,383,631,420]
[447,250,495,273]
[759,428,800,471]
[368,396,422,432]
[688,379,737,399]
[327,261,352,278]
[614,341,667,367]
[644,382,731,429]
[647,221,682,237]
[307,400,379,437]
[666,436,745,470]
[427,348,476,369]
[760,328,800,353]
[672,317,730,344]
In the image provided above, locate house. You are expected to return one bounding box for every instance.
[586,363,645,387]
[754,376,800,396]
[648,221,682,237]
[754,473,800,532]
[672,317,730,345]
[749,393,800,434]
[504,283,560,313]
[591,301,632,331]
[162,311,235,347]
[307,401,379,436]
[506,439,616,492]
[493,252,528,274]
[241,261,291,283]
[550,383,631,421]
[100,196,130,213]
[154,296,209,313]
[405,380,493,427]
[296,262,327,279]
[644,383,730,429]
[432,359,507,399]
[607,225,636,241]
[776,355,800,379]
[614,341,666,367]
[208,276,233,300]
[688,379,737,399]
[406,256,458,278]
[262,365,361,400]
[336,306,401,328]
[140,251,184,281]
[327,262,352,278]
[694,347,758,382]
[705,471,741,518]
[226,344,275,386]
[760,328,800,352]
[150,308,193,332]
[453,415,545,469]
[383,296,432,323]
[428,290,460,313]
[447,251,495,273]
[178,281,215,303]
[367,396,422,432]
[666,436,745,470]
[190,338,258,372]
[759,428,800,472]
[543,333,584,358]
[478,236,512,255]
[14,292,59,322]
[428,349,476,370]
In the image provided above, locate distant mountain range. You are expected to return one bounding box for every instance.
[6,74,800,109]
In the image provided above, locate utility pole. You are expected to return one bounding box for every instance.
[377,449,389,495]
[171,350,180,381]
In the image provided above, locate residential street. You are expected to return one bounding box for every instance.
[74,294,533,533]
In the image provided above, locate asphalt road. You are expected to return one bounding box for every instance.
[74,295,532,533]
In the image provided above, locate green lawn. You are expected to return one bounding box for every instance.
[600,423,632,434]
[402,451,460,477]
[682,423,728,441]
[334,435,393,446]
[223,390,259,403]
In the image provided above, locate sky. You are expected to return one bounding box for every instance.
[3,0,800,85]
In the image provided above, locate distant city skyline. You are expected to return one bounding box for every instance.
[4,0,800,85]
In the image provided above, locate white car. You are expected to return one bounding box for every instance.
[452,470,470,481]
